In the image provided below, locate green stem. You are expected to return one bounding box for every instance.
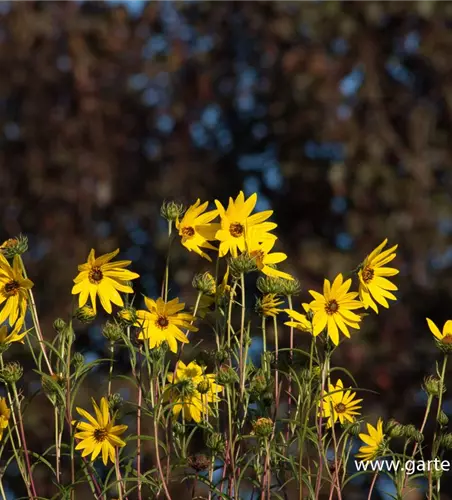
[108,341,115,397]
[163,220,173,302]
[239,273,246,398]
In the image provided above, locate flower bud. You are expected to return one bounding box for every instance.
[0,235,28,259]
[197,378,211,395]
[0,362,23,384]
[438,410,449,427]
[53,318,67,334]
[281,278,302,297]
[160,201,185,222]
[256,276,286,295]
[252,417,273,438]
[386,419,405,438]
[108,393,123,413]
[215,348,229,364]
[345,421,361,436]
[117,307,137,326]
[75,306,96,324]
[403,424,423,442]
[262,391,274,407]
[42,373,66,406]
[216,365,238,385]
[188,453,210,472]
[102,321,123,343]
[192,272,216,296]
[206,432,225,454]
[229,253,257,277]
[440,433,452,450]
[423,375,446,398]
[72,352,85,370]
[250,373,268,397]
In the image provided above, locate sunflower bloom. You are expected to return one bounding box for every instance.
[135,297,197,353]
[72,249,139,314]
[284,308,312,333]
[176,199,219,262]
[166,361,223,423]
[0,318,27,351]
[358,239,398,313]
[0,398,11,441]
[257,294,284,317]
[214,192,276,258]
[0,255,33,326]
[356,418,385,461]
[320,379,362,427]
[246,230,293,281]
[74,397,127,466]
[308,274,363,345]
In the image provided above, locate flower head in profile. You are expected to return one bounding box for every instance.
[356,418,385,461]
[135,297,197,353]
[72,249,139,314]
[214,192,276,258]
[308,274,363,346]
[256,294,284,318]
[426,318,452,353]
[0,397,11,441]
[358,239,398,313]
[176,199,219,262]
[0,255,33,327]
[0,318,28,353]
[246,229,293,281]
[320,379,362,428]
[284,306,313,334]
[166,361,223,423]
[73,397,127,466]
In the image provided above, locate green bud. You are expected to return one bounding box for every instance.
[117,307,137,326]
[262,391,274,407]
[160,200,185,222]
[403,424,423,441]
[74,306,96,324]
[281,278,302,297]
[438,410,449,427]
[385,419,405,438]
[42,373,66,406]
[172,421,184,436]
[206,432,225,454]
[434,338,452,354]
[188,453,210,472]
[72,352,85,370]
[53,318,67,334]
[216,365,238,386]
[0,234,28,259]
[197,379,211,395]
[440,433,452,450]
[345,420,361,436]
[252,417,273,438]
[423,375,445,398]
[229,253,257,277]
[108,393,123,413]
[250,372,268,397]
[0,362,23,384]
[102,320,123,343]
[256,276,286,295]
[192,272,216,295]
[215,348,229,364]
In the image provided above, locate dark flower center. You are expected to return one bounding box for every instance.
[361,266,374,284]
[325,299,339,315]
[335,403,346,413]
[4,280,20,296]
[89,267,103,284]
[229,222,244,238]
[181,226,195,238]
[93,427,108,443]
[156,316,169,329]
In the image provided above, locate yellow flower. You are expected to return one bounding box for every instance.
[0,318,27,348]
[0,397,11,441]
[320,379,362,428]
[246,230,293,281]
[176,199,219,261]
[308,274,363,346]
[74,397,127,466]
[135,297,197,353]
[166,361,223,423]
[0,255,33,327]
[356,418,385,461]
[72,249,139,314]
[284,307,312,333]
[426,318,452,346]
[214,192,276,258]
[257,294,284,317]
[358,239,398,313]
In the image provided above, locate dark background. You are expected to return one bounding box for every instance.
[1,2,452,498]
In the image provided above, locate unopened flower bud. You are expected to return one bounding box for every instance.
[438,410,449,427]
[117,307,137,326]
[403,424,422,441]
[252,417,273,438]
[75,306,96,324]
[42,373,66,406]
[386,419,405,438]
[0,234,28,258]
[0,362,23,384]
[250,373,268,397]
[215,348,229,364]
[256,276,285,295]
[108,393,123,413]
[102,321,123,343]
[72,352,85,370]
[440,433,452,450]
[206,432,225,454]
[281,278,301,297]
[216,365,238,385]
[423,375,446,398]
[192,272,216,295]
[345,421,361,436]
[160,201,185,222]
[197,378,211,394]
[53,318,67,334]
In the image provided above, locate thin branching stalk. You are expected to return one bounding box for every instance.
[239,273,246,398]
[367,470,379,500]
[108,341,115,397]
[54,406,61,484]
[115,449,125,500]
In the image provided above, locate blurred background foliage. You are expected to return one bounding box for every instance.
[1,1,452,498]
